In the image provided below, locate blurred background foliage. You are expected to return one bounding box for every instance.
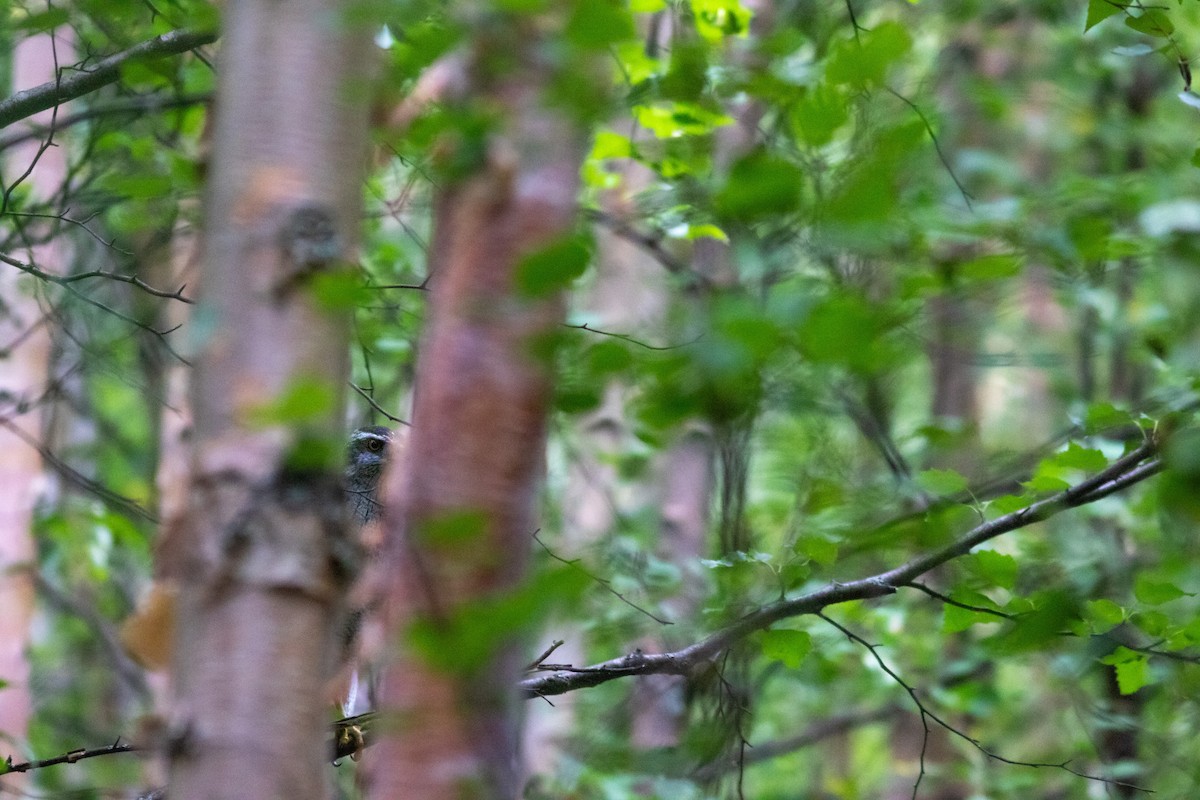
[7,0,1200,797]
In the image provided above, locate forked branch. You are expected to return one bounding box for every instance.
[521,439,1162,698]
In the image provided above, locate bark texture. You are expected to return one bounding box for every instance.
[369,23,590,800]
[165,2,372,799]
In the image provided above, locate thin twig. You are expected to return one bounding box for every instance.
[567,322,700,351]
[0,251,194,303]
[2,740,139,775]
[533,531,674,626]
[819,612,1151,794]
[350,382,410,426]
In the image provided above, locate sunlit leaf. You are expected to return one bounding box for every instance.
[762,629,811,669]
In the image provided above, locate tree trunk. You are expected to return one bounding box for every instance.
[164,2,373,798]
[368,22,591,800]
[0,27,74,772]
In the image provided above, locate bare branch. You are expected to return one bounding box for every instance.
[0,29,217,130]
[566,321,700,351]
[2,739,138,775]
[350,382,410,426]
[0,251,194,303]
[521,440,1161,698]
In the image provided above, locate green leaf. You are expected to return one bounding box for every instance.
[958,254,1022,282]
[1084,402,1133,433]
[714,150,804,221]
[826,21,912,87]
[1085,0,1123,31]
[589,131,634,160]
[247,376,337,425]
[310,271,372,310]
[681,224,729,242]
[11,7,69,32]
[987,590,1079,653]
[761,629,811,669]
[795,534,838,567]
[566,0,634,49]
[944,601,998,634]
[633,102,732,138]
[1100,647,1153,695]
[690,0,754,42]
[964,550,1017,589]
[1086,599,1126,632]
[516,235,591,297]
[1124,9,1174,37]
[798,293,893,372]
[792,83,848,147]
[1134,575,1191,605]
[1114,657,1151,694]
[917,468,969,496]
[1053,443,1108,472]
[989,494,1032,515]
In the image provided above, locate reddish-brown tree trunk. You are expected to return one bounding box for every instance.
[164,2,373,799]
[368,26,591,800]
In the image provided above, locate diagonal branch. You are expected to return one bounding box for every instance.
[0,29,217,130]
[521,439,1161,698]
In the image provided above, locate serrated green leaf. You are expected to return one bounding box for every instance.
[761,629,811,669]
[1084,402,1133,433]
[1134,575,1191,605]
[1100,645,1139,665]
[1115,656,1151,695]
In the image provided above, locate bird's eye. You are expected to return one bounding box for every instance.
[366,438,385,453]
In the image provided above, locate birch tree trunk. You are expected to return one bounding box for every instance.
[164,3,373,798]
[0,27,74,770]
[368,16,593,800]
